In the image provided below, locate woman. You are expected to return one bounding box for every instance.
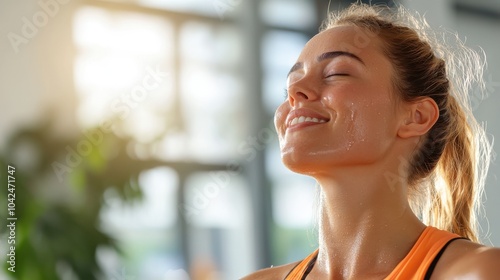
[243,3,500,280]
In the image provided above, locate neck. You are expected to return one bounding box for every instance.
[312,169,426,279]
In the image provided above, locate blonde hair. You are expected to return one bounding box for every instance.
[321,3,492,242]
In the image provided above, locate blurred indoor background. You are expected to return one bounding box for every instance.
[0,0,499,279]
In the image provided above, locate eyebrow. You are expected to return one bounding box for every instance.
[287,51,365,77]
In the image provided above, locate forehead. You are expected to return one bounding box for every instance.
[298,25,385,64]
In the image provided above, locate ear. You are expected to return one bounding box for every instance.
[397,97,439,139]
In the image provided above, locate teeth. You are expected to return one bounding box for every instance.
[289,116,327,126]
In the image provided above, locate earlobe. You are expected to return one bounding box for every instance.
[397,98,439,139]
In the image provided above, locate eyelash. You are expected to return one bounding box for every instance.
[326,73,348,78]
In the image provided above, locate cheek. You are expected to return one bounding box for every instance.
[348,96,396,150]
[274,102,290,139]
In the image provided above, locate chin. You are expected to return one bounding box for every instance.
[280,147,379,176]
[281,152,331,175]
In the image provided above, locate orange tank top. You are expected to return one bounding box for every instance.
[284,226,463,280]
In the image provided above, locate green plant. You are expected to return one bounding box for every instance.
[0,119,165,280]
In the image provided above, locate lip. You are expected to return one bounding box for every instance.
[286,108,330,131]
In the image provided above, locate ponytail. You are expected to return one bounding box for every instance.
[425,96,479,241]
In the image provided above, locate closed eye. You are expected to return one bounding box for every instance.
[326,73,349,78]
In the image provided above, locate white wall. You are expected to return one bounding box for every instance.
[0,0,79,150]
[404,0,500,246]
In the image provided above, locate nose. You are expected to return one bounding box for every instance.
[287,76,319,107]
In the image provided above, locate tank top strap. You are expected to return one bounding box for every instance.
[283,226,463,280]
[284,249,319,280]
[384,226,463,279]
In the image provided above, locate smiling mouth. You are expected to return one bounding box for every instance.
[289,116,328,126]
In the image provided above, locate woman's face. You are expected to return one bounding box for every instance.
[275,25,404,175]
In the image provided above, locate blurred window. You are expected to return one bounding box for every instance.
[73,2,248,279]
[178,21,246,162]
[99,167,182,279]
[73,6,174,143]
[259,0,316,30]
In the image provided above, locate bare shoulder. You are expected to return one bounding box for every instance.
[240,261,300,280]
[432,239,500,280]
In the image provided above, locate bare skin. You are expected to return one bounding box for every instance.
[242,26,500,279]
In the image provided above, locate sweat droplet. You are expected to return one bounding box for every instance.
[346,141,353,150]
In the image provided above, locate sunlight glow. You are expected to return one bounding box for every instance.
[72,6,174,139]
